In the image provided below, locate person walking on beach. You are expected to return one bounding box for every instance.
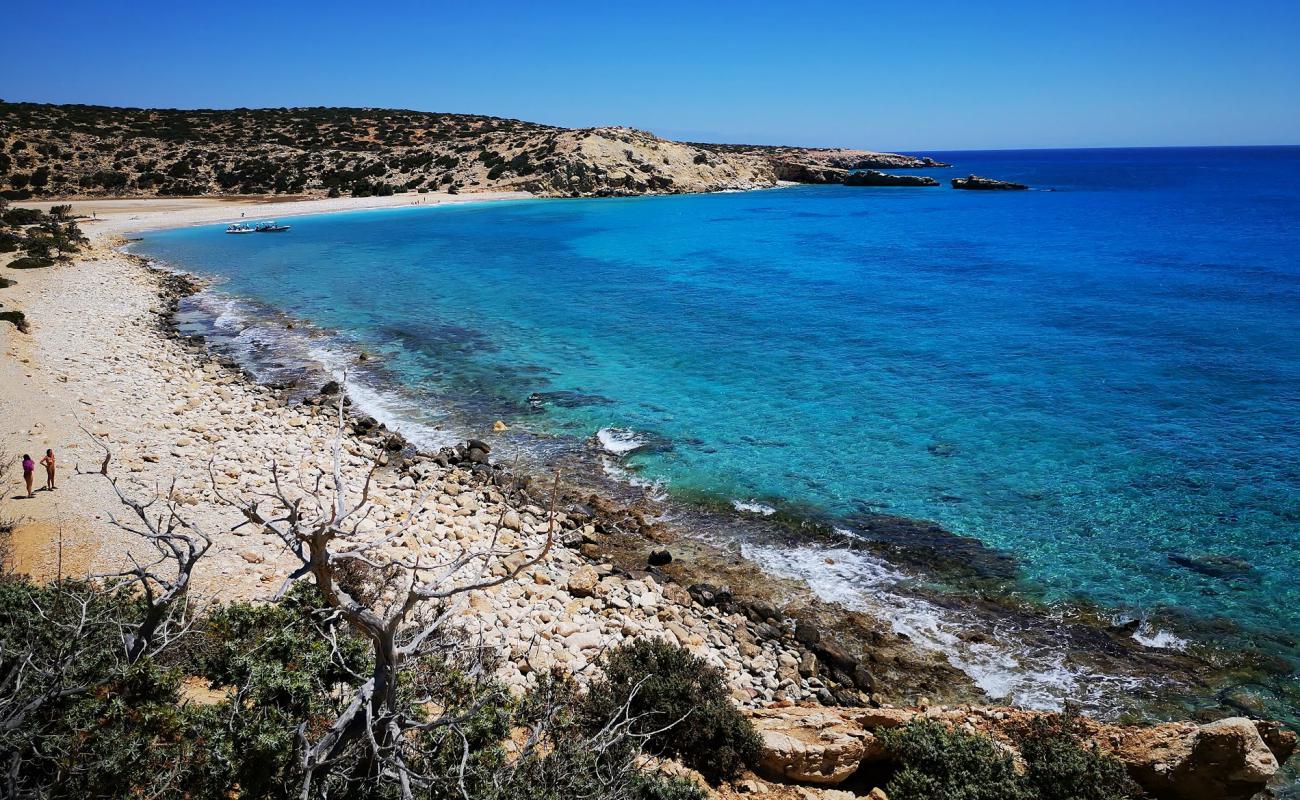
[21,454,35,498]
[40,449,56,491]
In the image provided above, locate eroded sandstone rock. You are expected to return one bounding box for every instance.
[747,704,1295,800]
[750,706,883,785]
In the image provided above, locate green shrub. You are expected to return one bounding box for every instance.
[879,721,1033,800]
[1018,715,1139,800]
[92,170,129,191]
[582,639,760,782]
[8,256,54,269]
[3,207,44,226]
[0,577,215,798]
[496,673,709,800]
[878,718,1141,800]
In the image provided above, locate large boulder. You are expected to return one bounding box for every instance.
[750,706,884,785]
[566,565,599,598]
[1119,717,1284,800]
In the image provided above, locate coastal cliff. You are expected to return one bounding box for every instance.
[0,102,939,199]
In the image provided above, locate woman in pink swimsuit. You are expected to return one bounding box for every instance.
[21,453,35,498]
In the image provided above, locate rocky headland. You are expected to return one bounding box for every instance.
[0,102,945,200]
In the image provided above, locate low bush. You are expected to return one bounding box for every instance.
[8,256,54,269]
[879,718,1140,800]
[582,639,760,782]
[3,207,44,226]
[879,721,1032,800]
[0,572,709,800]
[1018,715,1139,800]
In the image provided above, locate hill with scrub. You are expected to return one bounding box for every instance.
[0,102,940,199]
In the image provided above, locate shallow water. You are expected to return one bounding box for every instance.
[135,147,1300,718]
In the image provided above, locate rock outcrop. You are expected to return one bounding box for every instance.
[747,704,1296,800]
[751,706,884,784]
[772,161,848,184]
[771,164,940,187]
[842,170,938,187]
[951,174,1028,190]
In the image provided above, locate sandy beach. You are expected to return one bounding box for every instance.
[0,191,819,704]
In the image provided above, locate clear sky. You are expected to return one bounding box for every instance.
[2,0,1297,151]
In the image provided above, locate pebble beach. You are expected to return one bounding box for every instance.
[0,195,823,706]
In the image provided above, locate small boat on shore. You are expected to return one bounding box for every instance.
[225,223,255,234]
[254,221,291,232]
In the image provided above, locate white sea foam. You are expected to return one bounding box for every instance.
[1132,623,1188,651]
[732,500,777,516]
[596,427,645,456]
[187,287,462,455]
[336,373,458,452]
[208,296,247,331]
[600,458,669,500]
[741,542,1146,712]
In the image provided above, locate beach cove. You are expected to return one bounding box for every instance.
[122,148,1300,723]
[1,173,1297,796]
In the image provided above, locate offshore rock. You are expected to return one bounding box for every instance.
[951,174,1028,190]
[842,170,938,187]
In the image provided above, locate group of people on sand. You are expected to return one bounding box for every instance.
[19,450,56,498]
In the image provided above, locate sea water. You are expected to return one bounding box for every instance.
[134,146,1300,718]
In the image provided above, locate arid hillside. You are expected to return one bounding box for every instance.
[0,102,939,199]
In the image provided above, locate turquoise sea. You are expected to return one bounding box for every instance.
[134,147,1300,723]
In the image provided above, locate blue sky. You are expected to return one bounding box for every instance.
[2,0,1297,151]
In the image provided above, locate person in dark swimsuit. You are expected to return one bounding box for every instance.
[39,449,56,491]
[21,454,35,498]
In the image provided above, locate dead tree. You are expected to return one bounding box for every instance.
[101,477,211,663]
[212,397,558,797]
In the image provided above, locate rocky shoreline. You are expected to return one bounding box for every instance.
[146,255,974,710]
[2,201,1295,797]
[140,250,1297,798]
[142,237,1296,727]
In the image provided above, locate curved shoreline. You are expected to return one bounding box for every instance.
[116,196,1291,726]
[4,195,1292,734]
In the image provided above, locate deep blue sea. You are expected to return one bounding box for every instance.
[134,147,1300,719]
